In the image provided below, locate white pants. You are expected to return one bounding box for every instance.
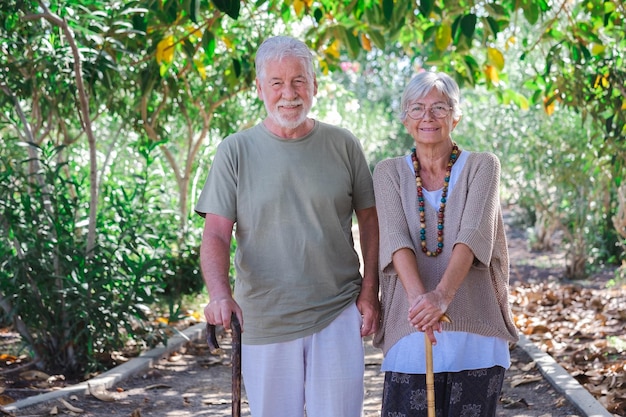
[242,303,365,417]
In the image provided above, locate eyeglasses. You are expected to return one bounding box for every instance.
[405,104,452,120]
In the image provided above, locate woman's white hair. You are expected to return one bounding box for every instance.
[400,71,462,122]
[255,36,315,81]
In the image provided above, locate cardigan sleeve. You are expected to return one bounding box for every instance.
[455,152,502,266]
[373,158,417,275]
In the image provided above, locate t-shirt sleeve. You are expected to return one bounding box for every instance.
[194,139,238,221]
[348,134,376,211]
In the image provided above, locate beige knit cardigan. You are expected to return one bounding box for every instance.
[372,151,519,355]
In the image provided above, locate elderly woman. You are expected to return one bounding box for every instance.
[373,71,519,416]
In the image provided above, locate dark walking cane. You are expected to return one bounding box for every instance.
[207,314,242,417]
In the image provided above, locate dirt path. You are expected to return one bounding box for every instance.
[7,329,585,417]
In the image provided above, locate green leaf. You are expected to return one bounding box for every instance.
[203,30,216,62]
[382,0,393,21]
[183,39,195,59]
[460,14,477,38]
[368,29,386,50]
[522,1,540,25]
[463,55,480,84]
[232,58,241,78]
[345,30,361,58]
[485,16,500,36]
[419,0,434,17]
[212,0,240,20]
[314,8,324,23]
[484,3,508,17]
[4,12,18,31]
[190,0,200,23]
[164,0,179,24]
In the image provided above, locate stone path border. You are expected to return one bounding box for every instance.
[516,333,613,417]
[2,324,205,413]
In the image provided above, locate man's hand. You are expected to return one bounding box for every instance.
[204,296,243,333]
[357,287,380,337]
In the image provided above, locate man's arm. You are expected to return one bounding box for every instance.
[355,206,380,337]
[200,213,242,331]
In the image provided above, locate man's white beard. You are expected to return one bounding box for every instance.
[266,99,309,130]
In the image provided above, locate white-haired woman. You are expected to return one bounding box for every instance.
[373,71,519,416]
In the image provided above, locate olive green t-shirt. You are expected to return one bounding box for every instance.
[195,120,375,344]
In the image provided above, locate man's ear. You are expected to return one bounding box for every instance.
[256,78,263,100]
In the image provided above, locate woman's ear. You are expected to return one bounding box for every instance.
[452,115,462,130]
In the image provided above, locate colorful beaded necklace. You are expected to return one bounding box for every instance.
[411,143,460,257]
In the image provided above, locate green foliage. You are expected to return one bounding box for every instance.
[0,140,203,376]
[457,90,619,279]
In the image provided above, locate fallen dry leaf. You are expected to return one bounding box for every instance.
[500,396,529,409]
[145,384,171,390]
[511,276,626,415]
[19,370,50,381]
[0,406,15,416]
[88,383,116,402]
[520,362,536,372]
[0,394,14,406]
[59,398,84,413]
[510,374,543,387]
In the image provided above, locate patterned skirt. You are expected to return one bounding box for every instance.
[381,366,505,417]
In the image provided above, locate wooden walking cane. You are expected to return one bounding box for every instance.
[425,313,451,417]
[207,313,242,417]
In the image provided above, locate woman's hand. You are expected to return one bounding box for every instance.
[408,289,450,334]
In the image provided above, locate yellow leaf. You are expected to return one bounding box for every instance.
[591,43,605,56]
[0,353,17,362]
[222,36,233,50]
[293,0,304,15]
[361,33,371,52]
[318,58,330,75]
[484,65,500,85]
[195,59,206,80]
[325,40,340,59]
[543,96,555,116]
[187,25,202,40]
[435,24,451,51]
[517,94,530,111]
[156,35,175,65]
[505,36,516,51]
[594,74,609,89]
[621,100,626,110]
[487,47,505,71]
